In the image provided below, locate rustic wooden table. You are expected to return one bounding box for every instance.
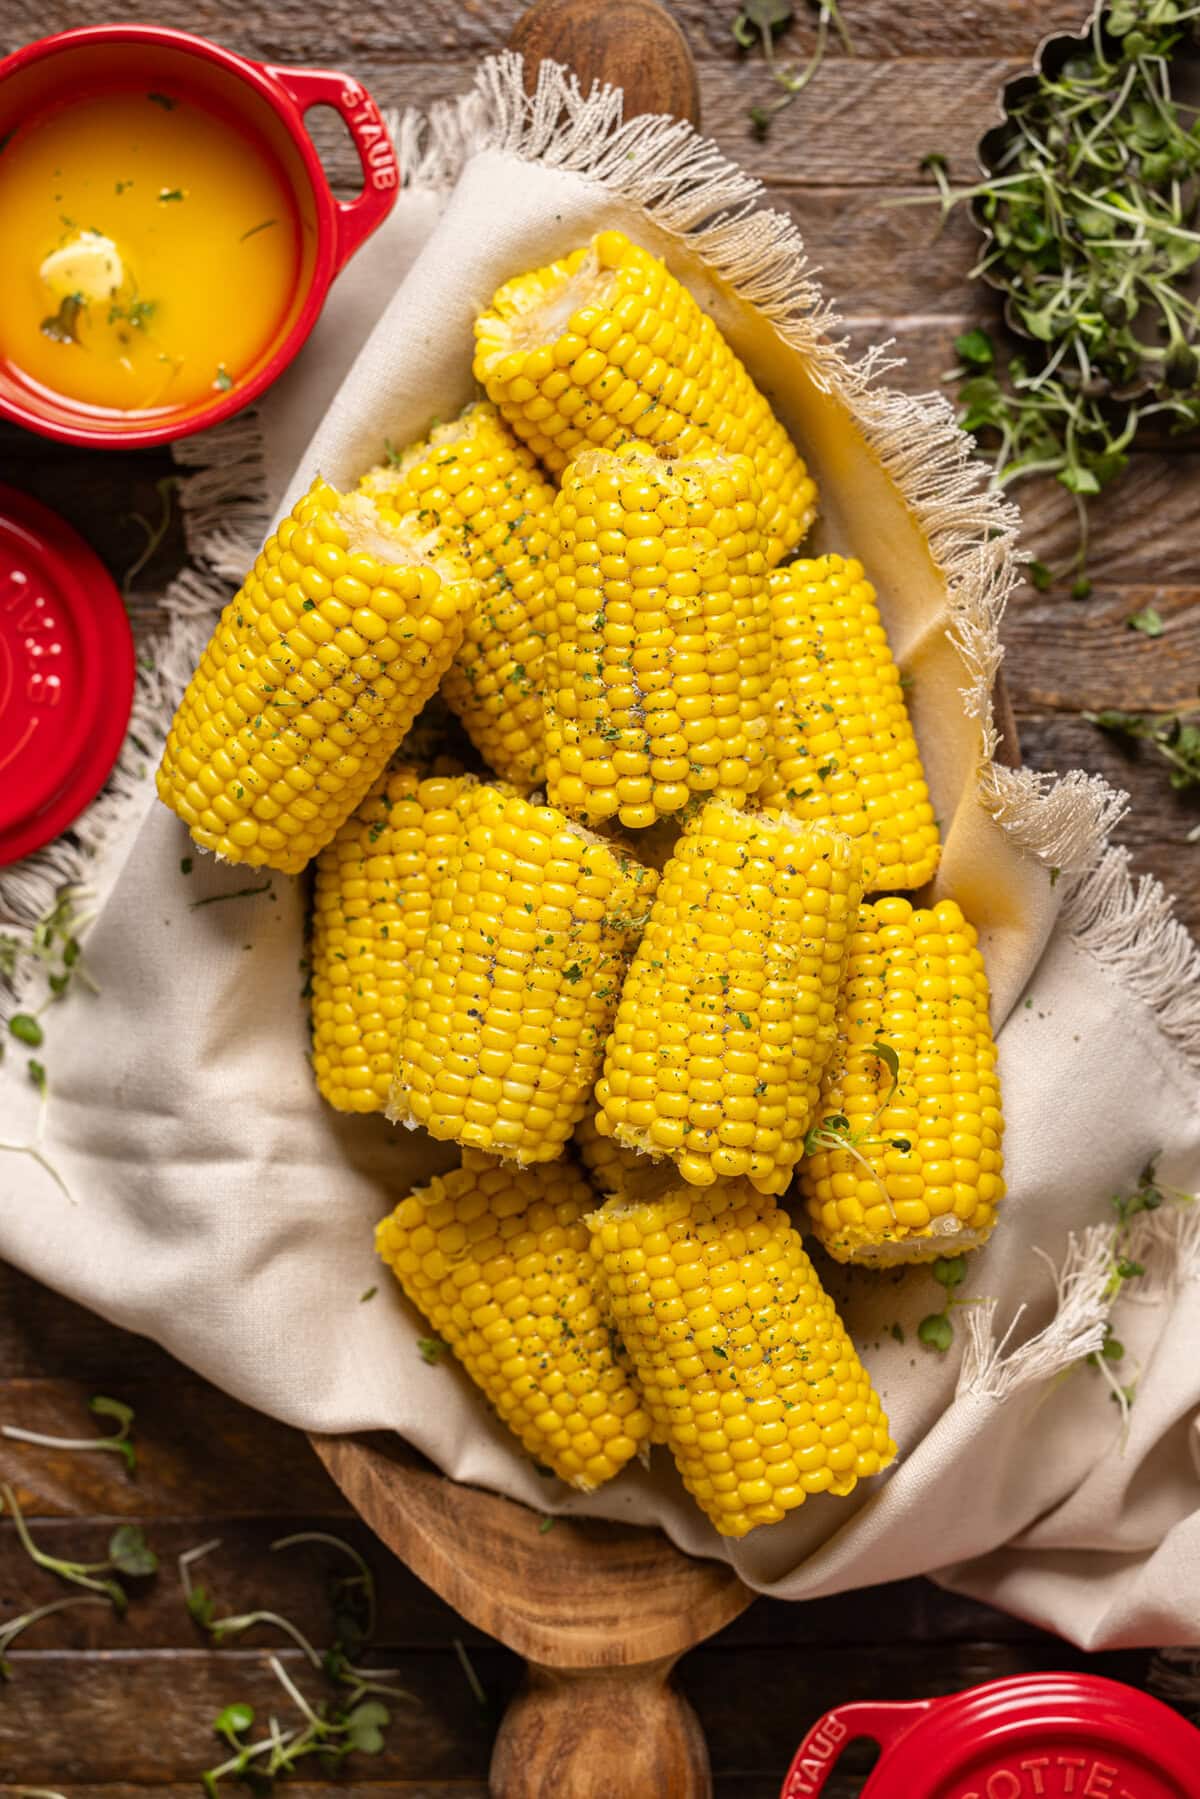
[1,0,1196,1793]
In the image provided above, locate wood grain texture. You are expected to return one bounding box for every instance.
[0,0,1195,1788]
[510,0,700,123]
[311,1434,751,1668]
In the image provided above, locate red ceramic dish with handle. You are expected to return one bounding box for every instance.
[781,1674,1200,1799]
[0,24,399,448]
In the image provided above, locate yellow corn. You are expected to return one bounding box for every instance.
[759,556,940,892]
[588,1180,896,1536]
[157,481,477,874]
[595,802,864,1195]
[392,783,658,1162]
[310,763,475,1113]
[360,404,555,788]
[376,1153,652,1490]
[474,229,817,563]
[800,895,1005,1265]
[544,444,771,830]
[575,1101,658,1201]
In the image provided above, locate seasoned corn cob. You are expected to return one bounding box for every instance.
[759,556,940,891]
[474,229,817,563]
[310,763,475,1113]
[392,784,658,1162]
[588,1180,896,1536]
[595,802,864,1195]
[157,481,477,873]
[545,445,772,830]
[360,405,555,788]
[575,1101,658,1201]
[377,1154,652,1490]
[801,896,1005,1265]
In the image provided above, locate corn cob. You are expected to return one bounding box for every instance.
[575,1101,658,1201]
[544,444,772,830]
[360,405,555,788]
[473,229,817,564]
[310,763,476,1113]
[157,481,477,874]
[588,1180,896,1536]
[392,783,658,1162]
[758,556,940,892]
[800,895,1005,1265]
[376,1153,652,1490]
[595,802,864,1195]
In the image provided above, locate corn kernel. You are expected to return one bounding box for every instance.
[360,404,554,788]
[588,1180,895,1535]
[800,896,1006,1264]
[758,555,939,891]
[596,801,864,1195]
[378,1155,652,1489]
[474,230,817,564]
[392,783,657,1162]
[157,481,477,872]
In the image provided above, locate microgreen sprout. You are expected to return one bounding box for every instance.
[1086,704,1200,809]
[912,2,1200,583]
[453,1635,488,1707]
[732,0,853,139]
[802,1040,904,1216]
[181,1533,414,1792]
[3,1396,138,1473]
[917,1256,969,1352]
[0,1484,155,1616]
[0,1595,110,1679]
[120,475,178,594]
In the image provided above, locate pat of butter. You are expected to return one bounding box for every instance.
[39,231,125,304]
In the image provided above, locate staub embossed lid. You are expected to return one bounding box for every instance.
[0,484,134,865]
[781,1675,1200,1799]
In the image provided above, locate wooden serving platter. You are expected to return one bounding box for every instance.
[311,5,1022,1792]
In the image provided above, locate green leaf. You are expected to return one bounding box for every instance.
[954,328,994,368]
[187,1583,215,1628]
[417,1337,446,1365]
[90,1395,134,1432]
[1058,466,1100,496]
[1028,559,1055,592]
[9,1013,44,1047]
[932,1256,967,1289]
[214,364,233,392]
[870,1039,900,1093]
[918,1313,954,1352]
[214,1701,255,1739]
[108,1523,158,1577]
[735,0,793,36]
[1128,606,1164,637]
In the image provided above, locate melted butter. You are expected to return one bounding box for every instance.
[0,89,300,413]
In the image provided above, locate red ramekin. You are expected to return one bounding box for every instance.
[0,24,400,448]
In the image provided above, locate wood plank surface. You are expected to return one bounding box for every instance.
[0,0,1196,1790]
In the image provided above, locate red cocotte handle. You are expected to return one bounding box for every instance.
[267,64,400,275]
[781,1700,935,1797]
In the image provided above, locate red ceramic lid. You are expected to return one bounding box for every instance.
[0,483,135,866]
[781,1675,1200,1799]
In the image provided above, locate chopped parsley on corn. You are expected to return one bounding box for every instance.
[588,1179,896,1536]
[801,896,1005,1265]
[759,555,940,891]
[544,444,771,830]
[157,480,476,873]
[310,763,476,1113]
[595,801,864,1195]
[361,404,555,788]
[377,1153,652,1489]
[474,228,817,563]
[392,783,658,1163]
